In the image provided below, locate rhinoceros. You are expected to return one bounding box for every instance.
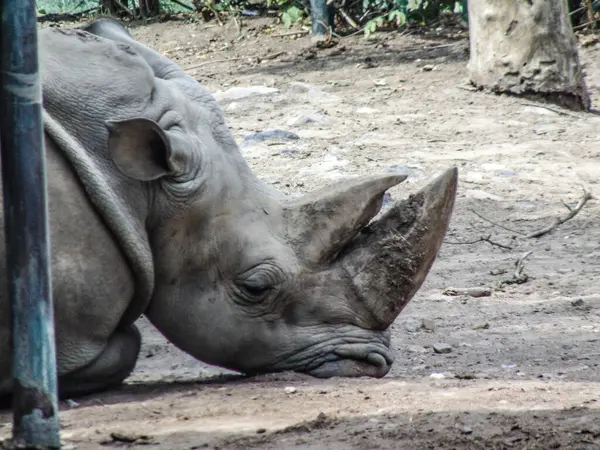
[0,18,457,399]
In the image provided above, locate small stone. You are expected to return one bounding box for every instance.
[289,81,313,93]
[243,129,300,144]
[286,114,325,127]
[381,192,393,209]
[571,298,585,308]
[422,64,435,71]
[384,164,413,177]
[472,321,490,330]
[65,399,79,408]
[214,86,279,103]
[460,425,473,434]
[284,386,297,394]
[225,102,241,112]
[455,372,476,380]
[407,345,428,354]
[421,318,435,331]
[433,343,453,354]
[430,372,445,379]
[356,107,378,115]
[404,320,421,332]
[256,428,267,434]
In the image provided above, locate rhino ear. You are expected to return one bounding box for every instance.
[283,174,407,264]
[106,117,179,181]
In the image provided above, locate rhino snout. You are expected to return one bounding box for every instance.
[308,343,394,378]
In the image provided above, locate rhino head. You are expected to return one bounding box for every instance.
[81,19,457,378]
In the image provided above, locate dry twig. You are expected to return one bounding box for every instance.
[520,102,583,119]
[585,0,596,30]
[495,251,533,288]
[339,8,360,30]
[527,189,592,238]
[184,58,243,71]
[468,209,525,235]
[271,30,310,37]
[442,287,492,298]
[445,235,513,250]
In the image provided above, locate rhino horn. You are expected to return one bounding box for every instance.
[339,167,458,329]
[283,173,408,264]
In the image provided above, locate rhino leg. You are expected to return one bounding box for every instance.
[58,324,141,398]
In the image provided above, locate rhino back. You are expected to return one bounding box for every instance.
[0,134,136,394]
[38,27,158,322]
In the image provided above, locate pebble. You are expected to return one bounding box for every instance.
[433,343,453,354]
[243,129,300,144]
[430,372,445,379]
[403,320,421,333]
[214,86,279,103]
[421,318,435,331]
[284,386,297,394]
[286,114,327,127]
[384,164,414,177]
[65,399,79,408]
[356,107,378,115]
[289,81,313,93]
[464,189,504,201]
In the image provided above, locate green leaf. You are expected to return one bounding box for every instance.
[282,11,292,27]
[285,5,302,21]
[364,16,383,37]
[38,8,47,14]
[388,9,406,26]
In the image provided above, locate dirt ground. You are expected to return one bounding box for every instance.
[2,15,600,449]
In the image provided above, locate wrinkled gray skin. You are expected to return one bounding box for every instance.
[0,19,458,398]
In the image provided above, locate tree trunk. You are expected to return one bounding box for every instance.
[467,0,591,111]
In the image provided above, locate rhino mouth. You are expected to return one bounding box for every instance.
[307,345,394,378]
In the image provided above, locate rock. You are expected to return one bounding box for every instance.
[381,192,393,209]
[494,169,516,177]
[459,425,473,435]
[455,372,476,380]
[286,114,328,127]
[279,147,301,155]
[571,298,585,308]
[472,321,490,330]
[356,107,378,115]
[433,343,453,354]
[421,318,435,331]
[466,189,504,201]
[443,287,492,298]
[462,172,486,184]
[422,64,436,71]
[430,372,445,379]
[403,319,421,333]
[384,165,414,177]
[289,81,313,93]
[214,86,279,103]
[284,386,297,394]
[225,102,242,112]
[407,345,428,354]
[243,129,300,145]
[256,428,267,434]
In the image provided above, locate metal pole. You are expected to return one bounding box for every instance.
[309,0,333,36]
[0,0,61,447]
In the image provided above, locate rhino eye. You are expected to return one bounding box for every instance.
[237,265,281,302]
[241,279,273,298]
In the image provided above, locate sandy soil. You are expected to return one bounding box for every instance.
[2,15,600,449]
